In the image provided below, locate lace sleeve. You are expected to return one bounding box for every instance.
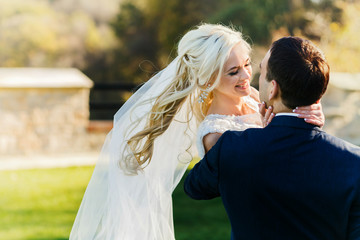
[196,112,263,158]
[196,118,229,158]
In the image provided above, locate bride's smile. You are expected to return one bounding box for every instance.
[214,42,253,100]
[235,80,249,90]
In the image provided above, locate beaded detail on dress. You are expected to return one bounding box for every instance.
[196,95,262,157]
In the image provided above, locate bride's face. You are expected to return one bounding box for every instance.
[213,43,252,100]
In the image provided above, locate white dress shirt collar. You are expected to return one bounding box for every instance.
[275,112,299,117]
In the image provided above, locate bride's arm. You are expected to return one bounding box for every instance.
[258,100,325,128]
[259,102,325,127]
[251,87,325,127]
[203,133,222,154]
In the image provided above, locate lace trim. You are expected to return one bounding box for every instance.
[196,95,262,157]
[196,113,262,158]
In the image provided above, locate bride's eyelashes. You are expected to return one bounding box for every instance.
[228,61,252,76]
[228,66,251,76]
[229,70,239,76]
[245,60,252,68]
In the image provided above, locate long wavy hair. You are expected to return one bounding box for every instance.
[124,23,251,172]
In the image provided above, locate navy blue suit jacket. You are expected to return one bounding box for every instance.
[184,116,360,240]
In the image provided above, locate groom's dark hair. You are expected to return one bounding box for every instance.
[266,37,330,109]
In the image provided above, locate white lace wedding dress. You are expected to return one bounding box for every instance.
[196,95,263,158]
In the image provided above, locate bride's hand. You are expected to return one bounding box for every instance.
[293,101,325,128]
[258,102,275,127]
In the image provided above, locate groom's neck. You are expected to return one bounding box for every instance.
[272,100,292,114]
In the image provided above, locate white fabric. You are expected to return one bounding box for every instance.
[196,95,263,158]
[70,56,263,239]
[70,56,198,240]
[276,112,299,117]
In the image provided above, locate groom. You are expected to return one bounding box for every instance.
[184,37,360,239]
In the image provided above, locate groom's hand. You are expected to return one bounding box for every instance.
[259,102,275,127]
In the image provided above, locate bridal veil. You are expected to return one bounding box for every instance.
[70,56,198,240]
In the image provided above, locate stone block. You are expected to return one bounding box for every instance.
[0,68,93,155]
[322,72,360,146]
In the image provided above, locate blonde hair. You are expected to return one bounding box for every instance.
[125,23,251,172]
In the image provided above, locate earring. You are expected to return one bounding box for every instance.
[198,84,211,103]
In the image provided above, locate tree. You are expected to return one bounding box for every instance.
[106,3,159,83]
[0,0,116,68]
[210,0,342,44]
[319,1,360,72]
[108,0,221,83]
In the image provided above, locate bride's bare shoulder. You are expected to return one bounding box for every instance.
[203,132,222,153]
[250,86,260,103]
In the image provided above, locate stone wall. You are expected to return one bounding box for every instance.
[0,68,93,155]
[322,72,360,146]
[0,69,358,158]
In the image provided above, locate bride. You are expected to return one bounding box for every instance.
[70,23,323,239]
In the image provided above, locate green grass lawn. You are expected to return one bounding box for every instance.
[0,166,230,240]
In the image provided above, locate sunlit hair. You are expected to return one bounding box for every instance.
[125,23,251,173]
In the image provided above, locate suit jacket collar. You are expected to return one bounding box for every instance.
[268,115,322,132]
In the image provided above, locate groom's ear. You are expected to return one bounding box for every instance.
[268,80,280,101]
